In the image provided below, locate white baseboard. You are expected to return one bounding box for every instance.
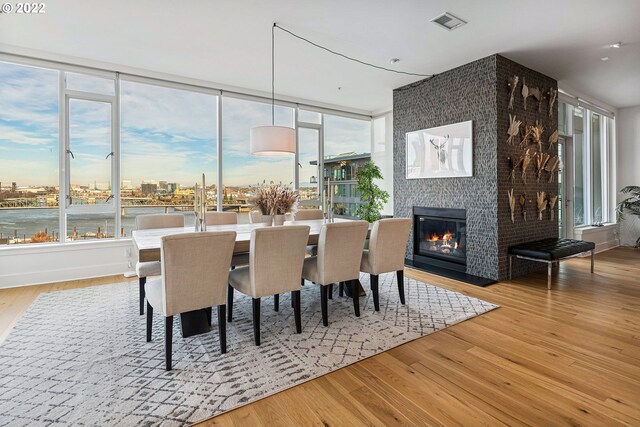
[0,262,129,289]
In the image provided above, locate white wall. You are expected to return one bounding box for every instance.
[372,112,394,216]
[616,106,640,246]
[0,240,133,289]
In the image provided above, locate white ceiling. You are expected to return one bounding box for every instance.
[1,0,639,113]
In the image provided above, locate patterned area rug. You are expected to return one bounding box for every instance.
[0,273,498,426]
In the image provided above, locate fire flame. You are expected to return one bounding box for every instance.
[442,231,452,241]
[428,232,439,241]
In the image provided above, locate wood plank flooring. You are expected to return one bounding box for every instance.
[1,248,638,426]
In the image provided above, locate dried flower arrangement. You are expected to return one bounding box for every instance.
[521,149,532,184]
[531,120,545,152]
[548,194,558,221]
[548,129,558,151]
[507,114,522,145]
[520,122,534,148]
[548,88,557,117]
[508,75,519,110]
[545,155,560,183]
[508,156,522,183]
[508,188,516,223]
[537,191,548,220]
[249,183,299,216]
[520,193,527,222]
[521,77,529,110]
[535,152,551,183]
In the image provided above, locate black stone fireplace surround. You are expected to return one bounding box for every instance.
[408,206,495,287]
[413,207,467,273]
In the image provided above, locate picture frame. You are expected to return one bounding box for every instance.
[406,120,473,179]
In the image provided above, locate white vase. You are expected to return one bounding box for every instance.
[261,214,273,226]
[273,214,286,226]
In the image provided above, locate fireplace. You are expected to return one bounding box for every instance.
[413,207,466,272]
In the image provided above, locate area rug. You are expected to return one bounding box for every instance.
[0,273,498,426]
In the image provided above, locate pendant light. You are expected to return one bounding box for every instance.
[250,23,296,156]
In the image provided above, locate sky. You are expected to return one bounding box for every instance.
[0,61,371,189]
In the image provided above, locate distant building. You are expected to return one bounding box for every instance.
[121,180,132,190]
[11,182,17,192]
[141,183,158,196]
[158,181,168,190]
[94,182,110,191]
[167,182,178,193]
[310,152,370,218]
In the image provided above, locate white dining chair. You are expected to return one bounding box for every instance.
[205,211,249,267]
[228,225,310,345]
[294,208,324,256]
[145,231,236,370]
[359,218,412,311]
[249,211,263,224]
[301,221,369,326]
[135,213,185,315]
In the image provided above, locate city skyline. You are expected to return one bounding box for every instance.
[1,61,371,188]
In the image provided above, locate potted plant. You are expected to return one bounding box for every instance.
[616,185,640,248]
[355,161,389,223]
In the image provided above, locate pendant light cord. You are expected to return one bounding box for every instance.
[273,23,433,78]
[272,23,275,125]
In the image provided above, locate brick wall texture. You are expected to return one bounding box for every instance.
[393,54,558,281]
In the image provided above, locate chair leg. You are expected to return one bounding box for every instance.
[547,262,552,290]
[328,284,333,300]
[396,270,406,304]
[274,294,279,312]
[370,274,380,312]
[591,249,595,273]
[320,286,329,327]
[252,298,261,346]
[293,290,302,333]
[509,255,513,280]
[218,305,227,354]
[227,284,234,322]
[338,282,344,297]
[165,316,173,371]
[350,280,360,317]
[139,277,146,315]
[205,306,212,326]
[146,302,153,342]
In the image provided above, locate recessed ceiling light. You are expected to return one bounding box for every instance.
[601,57,609,61]
[390,58,400,64]
[609,42,623,48]
[430,12,467,31]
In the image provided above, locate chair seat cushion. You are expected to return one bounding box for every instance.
[360,249,372,274]
[509,238,595,261]
[144,278,165,315]
[228,266,252,296]
[136,261,161,278]
[302,256,319,284]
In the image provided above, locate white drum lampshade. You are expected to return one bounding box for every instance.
[250,126,296,156]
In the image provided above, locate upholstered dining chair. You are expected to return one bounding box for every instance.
[249,211,262,224]
[359,218,412,311]
[145,231,236,371]
[227,225,310,345]
[294,208,323,221]
[294,208,324,256]
[301,221,369,326]
[205,211,249,268]
[135,213,185,316]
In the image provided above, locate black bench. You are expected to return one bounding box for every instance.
[508,238,596,289]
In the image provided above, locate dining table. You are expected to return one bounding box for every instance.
[132,218,368,337]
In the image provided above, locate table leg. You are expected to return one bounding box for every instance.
[180,309,212,338]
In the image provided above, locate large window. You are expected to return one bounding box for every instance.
[0,57,373,245]
[222,97,294,223]
[560,100,612,227]
[120,80,218,235]
[0,61,59,244]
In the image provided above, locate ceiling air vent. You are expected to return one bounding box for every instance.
[430,12,467,31]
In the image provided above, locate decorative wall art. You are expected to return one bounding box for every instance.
[406,120,473,179]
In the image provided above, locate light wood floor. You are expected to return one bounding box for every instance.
[1,247,638,426]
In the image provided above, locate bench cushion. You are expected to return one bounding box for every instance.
[509,238,595,261]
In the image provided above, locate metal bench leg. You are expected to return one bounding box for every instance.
[591,249,595,273]
[547,262,552,290]
[509,255,512,280]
